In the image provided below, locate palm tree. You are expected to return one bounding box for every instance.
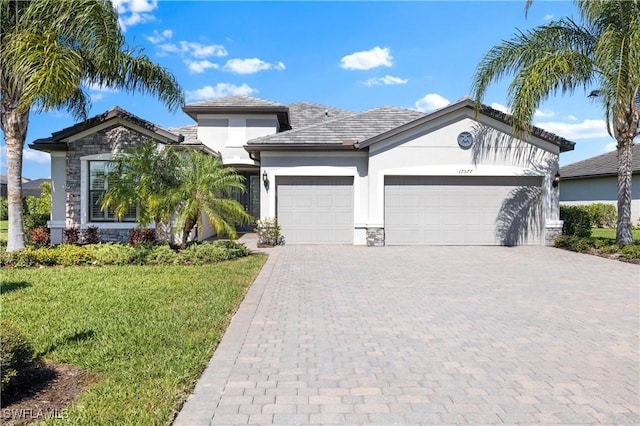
[0,0,184,251]
[101,141,182,243]
[175,150,251,247]
[471,0,639,244]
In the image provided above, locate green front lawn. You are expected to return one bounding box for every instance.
[1,256,266,425]
[591,227,640,241]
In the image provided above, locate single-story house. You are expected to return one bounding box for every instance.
[31,95,575,246]
[560,144,640,223]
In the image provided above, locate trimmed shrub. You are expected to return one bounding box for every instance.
[83,226,100,245]
[0,321,37,394]
[585,203,617,228]
[181,242,228,265]
[129,228,157,245]
[214,240,252,257]
[560,205,592,237]
[87,243,138,265]
[620,244,640,260]
[64,227,81,245]
[28,226,50,246]
[56,245,93,266]
[145,244,179,265]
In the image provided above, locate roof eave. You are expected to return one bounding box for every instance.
[245,143,358,152]
[182,105,291,129]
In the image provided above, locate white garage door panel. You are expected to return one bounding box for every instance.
[385,176,543,245]
[277,176,354,244]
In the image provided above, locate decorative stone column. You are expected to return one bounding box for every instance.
[366,228,385,247]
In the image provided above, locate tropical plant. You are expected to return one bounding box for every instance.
[471,0,639,244]
[174,150,252,247]
[101,141,182,243]
[0,0,184,252]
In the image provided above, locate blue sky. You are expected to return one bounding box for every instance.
[1,0,622,179]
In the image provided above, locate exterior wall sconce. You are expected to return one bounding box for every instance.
[262,171,269,189]
[552,171,561,188]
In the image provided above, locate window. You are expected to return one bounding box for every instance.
[89,161,136,222]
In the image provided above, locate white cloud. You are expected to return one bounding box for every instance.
[565,114,577,121]
[23,147,50,165]
[534,108,554,118]
[157,41,227,58]
[361,75,408,87]
[223,58,285,74]
[536,119,609,140]
[415,93,450,112]
[340,46,393,71]
[185,60,219,74]
[186,83,256,101]
[146,29,173,44]
[604,142,617,152]
[490,102,511,114]
[543,14,554,21]
[85,82,119,102]
[112,0,157,31]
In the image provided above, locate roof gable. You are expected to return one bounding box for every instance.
[30,106,181,152]
[357,98,575,152]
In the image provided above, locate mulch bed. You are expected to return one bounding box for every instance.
[1,362,93,425]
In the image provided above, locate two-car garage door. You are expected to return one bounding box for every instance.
[385,176,543,245]
[277,176,354,244]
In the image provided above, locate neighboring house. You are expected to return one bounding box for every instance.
[31,95,575,246]
[22,178,51,198]
[0,174,34,198]
[560,144,640,223]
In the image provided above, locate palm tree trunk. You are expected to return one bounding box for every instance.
[616,138,634,245]
[3,107,29,251]
[181,217,197,248]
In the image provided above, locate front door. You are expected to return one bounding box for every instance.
[236,173,260,233]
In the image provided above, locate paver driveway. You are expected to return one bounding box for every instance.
[174,246,639,425]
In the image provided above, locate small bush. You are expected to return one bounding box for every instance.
[181,242,228,265]
[23,213,49,233]
[0,321,37,394]
[0,197,7,221]
[87,243,138,265]
[601,244,621,254]
[28,226,50,247]
[64,228,81,245]
[145,244,179,265]
[56,245,93,266]
[586,203,617,228]
[255,217,284,247]
[129,228,157,245]
[560,205,592,237]
[214,240,252,257]
[83,226,100,245]
[620,244,640,260]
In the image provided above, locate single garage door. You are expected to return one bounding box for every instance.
[385,176,543,245]
[277,176,354,244]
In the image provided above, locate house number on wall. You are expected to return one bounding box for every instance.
[458,169,473,174]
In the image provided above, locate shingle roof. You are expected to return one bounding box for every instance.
[560,144,640,179]
[247,106,425,147]
[287,102,354,129]
[184,95,286,108]
[168,124,198,143]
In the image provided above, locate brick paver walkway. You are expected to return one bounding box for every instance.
[174,246,639,425]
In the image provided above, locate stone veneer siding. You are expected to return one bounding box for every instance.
[544,224,563,247]
[366,228,385,247]
[65,126,159,240]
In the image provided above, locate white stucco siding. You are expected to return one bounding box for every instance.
[197,114,278,166]
[367,115,560,231]
[259,151,369,245]
[560,175,640,222]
